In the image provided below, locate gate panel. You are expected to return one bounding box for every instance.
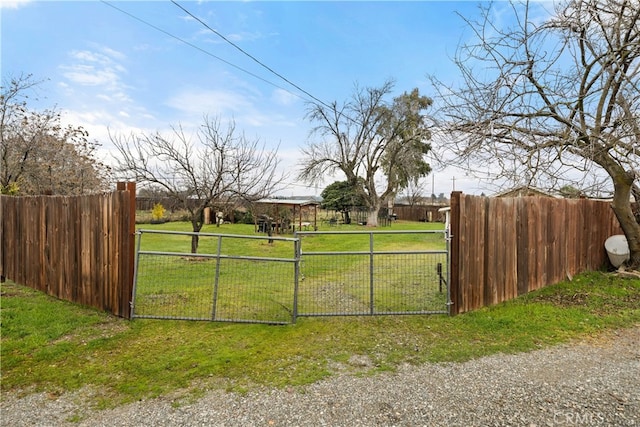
[372,252,448,314]
[133,252,217,320]
[213,258,295,323]
[132,230,298,324]
[297,254,372,316]
[296,230,450,317]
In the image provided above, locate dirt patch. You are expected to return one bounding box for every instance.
[531,292,590,307]
[1,291,22,298]
[530,286,640,316]
[51,318,130,345]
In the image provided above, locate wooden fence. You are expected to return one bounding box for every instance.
[0,182,136,318]
[1,185,626,320]
[449,192,623,315]
[393,204,448,222]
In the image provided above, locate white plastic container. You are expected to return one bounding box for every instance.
[604,234,630,267]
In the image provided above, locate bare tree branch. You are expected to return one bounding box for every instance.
[299,81,433,226]
[431,0,640,268]
[111,116,285,252]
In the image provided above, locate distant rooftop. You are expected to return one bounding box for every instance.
[256,197,321,206]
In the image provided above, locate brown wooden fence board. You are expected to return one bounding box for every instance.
[1,184,135,318]
[531,197,544,292]
[484,198,496,306]
[472,196,486,310]
[449,193,624,315]
[546,199,558,286]
[504,198,519,302]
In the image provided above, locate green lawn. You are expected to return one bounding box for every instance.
[2,268,638,412]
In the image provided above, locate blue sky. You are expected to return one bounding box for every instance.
[1,0,536,196]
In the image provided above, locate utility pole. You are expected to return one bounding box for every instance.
[431,174,435,203]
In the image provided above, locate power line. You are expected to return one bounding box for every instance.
[101,0,374,149]
[170,0,334,111]
[101,0,364,128]
[100,1,304,101]
[170,1,368,130]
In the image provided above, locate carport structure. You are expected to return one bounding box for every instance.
[253,198,320,234]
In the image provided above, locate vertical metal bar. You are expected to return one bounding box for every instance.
[130,230,143,319]
[369,231,374,315]
[211,235,223,321]
[293,235,300,323]
[446,230,452,316]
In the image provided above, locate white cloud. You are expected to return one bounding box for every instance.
[61,49,127,85]
[165,88,253,116]
[271,88,298,106]
[61,64,119,86]
[101,46,127,61]
[59,46,132,105]
[226,31,263,43]
[58,107,161,166]
[0,0,31,9]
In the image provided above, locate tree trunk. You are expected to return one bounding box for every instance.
[366,203,381,227]
[611,177,640,270]
[343,210,351,225]
[267,217,274,244]
[191,211,205,254]
[190,234,199,254]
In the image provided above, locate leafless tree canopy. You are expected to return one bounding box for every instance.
[431,0,640,268]
[1,74,110,195]
[111,116,283,252]
[299,81,432,226]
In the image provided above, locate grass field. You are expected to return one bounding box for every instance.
[2,271,639,412]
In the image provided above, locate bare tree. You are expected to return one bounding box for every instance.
[401,177,428,207]
[431,0,640,269]
[111,116,283,253]
[299,81,432,226]
[1,74,109,195]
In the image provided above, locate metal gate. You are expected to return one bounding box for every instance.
[131,229,450,324]
[294,230,450,318]
[131,229,299,324]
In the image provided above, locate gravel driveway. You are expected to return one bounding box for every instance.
[2,326,638,427]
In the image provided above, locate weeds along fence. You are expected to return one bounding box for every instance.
[448,192,623,315]
[0,183,136,318]
[131,229,449,324]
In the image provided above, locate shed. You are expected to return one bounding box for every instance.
[253,198,320,233]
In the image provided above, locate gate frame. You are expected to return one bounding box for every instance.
[131,229,299,324]
[131,229,452,324]
[293,229,452,320]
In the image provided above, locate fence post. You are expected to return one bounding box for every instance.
[117,182,136,319]
[449,191,462,315]
[0,195,4,283]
